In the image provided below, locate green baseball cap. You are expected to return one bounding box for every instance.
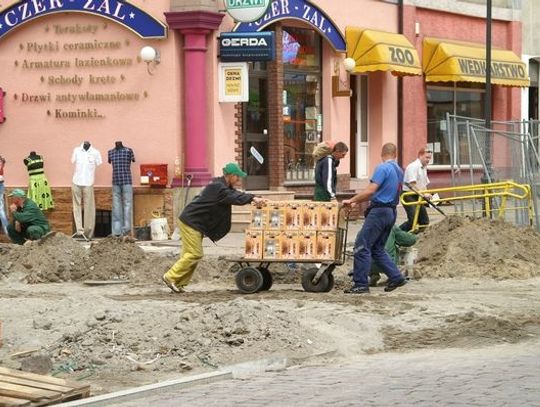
[223,162,247,177]
[8,188,26,198]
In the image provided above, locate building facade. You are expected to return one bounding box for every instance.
[0,0,527,235]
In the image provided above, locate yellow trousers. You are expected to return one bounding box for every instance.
[164,220,203,288]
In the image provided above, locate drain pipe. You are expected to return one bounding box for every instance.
[397,0,404,165]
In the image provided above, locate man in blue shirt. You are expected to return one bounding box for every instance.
[342,143,407,294]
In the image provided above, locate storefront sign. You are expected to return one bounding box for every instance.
[457,58,527,81]
[0,0,167,40]
[225,0,271,23]
[389,46,416,66]
[234,0,345,52]
[219,32,275,62]
[219,62,249,102]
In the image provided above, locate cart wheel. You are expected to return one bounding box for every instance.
[236,267,264,294]
[258,267,273,291]
[301,267,332,293]
[323,273,335,293]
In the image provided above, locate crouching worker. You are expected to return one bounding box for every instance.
[369,225,416,286]
[162,163,266,293]
[7,188,50,245]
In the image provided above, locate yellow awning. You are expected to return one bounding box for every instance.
[345,27,422,76]
[423,37,529,87]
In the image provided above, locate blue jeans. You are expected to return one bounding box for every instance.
[0,183,8,235]
[352,207,404,288]
[112,184,133,236]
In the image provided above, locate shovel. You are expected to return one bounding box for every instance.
[403,182,447,217]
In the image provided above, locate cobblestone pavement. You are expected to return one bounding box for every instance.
[111,341,540,407]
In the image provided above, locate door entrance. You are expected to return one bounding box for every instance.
[351,75,369,178]
[243,62,269,190]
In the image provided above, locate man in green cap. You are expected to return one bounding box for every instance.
[7,188,50,245]
[162,163,266,293]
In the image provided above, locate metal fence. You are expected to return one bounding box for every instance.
[444,114,540,231]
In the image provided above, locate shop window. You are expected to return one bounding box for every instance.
[282,27,322,182]
[427,84,484,165]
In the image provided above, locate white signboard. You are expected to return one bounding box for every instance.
[225,0,271,23]
[219,62,249,103]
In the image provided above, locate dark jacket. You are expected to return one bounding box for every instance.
[314,155,339,201]
[180,176,254,242]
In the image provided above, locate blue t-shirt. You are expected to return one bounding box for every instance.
[370,160,403,205]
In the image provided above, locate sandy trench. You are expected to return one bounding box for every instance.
[0,216,540,395]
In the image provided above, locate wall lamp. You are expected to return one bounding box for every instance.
[343,57,356,73]
[140,46,160,75]
[332,57,356,97]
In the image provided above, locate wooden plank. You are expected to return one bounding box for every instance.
[0,382,59,402]
[0,368,86,390]
[0,376,73,394]
[83,280,130,286]
[9,350,39,359]
[0,395,32,406]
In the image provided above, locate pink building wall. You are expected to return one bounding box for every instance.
[211,0,400,179]
[0,0,179,187]
[0,0,410,188]
[319,0,399,176]
[211,17,238,177]
[402,6,523,168]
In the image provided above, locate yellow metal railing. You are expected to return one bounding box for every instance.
[400,181,534,232]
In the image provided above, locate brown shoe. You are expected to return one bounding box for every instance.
[162,275,183,293]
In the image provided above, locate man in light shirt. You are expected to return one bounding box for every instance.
[400,147,432,232]
[71,141,102,239]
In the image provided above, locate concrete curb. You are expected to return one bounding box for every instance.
[60,352,338,406]
[60,356,289,406]
[60,370,232,406]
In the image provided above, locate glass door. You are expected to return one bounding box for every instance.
[356,75,369,178]
[243,62,269,190]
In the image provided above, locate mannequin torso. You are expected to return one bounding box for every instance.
[108,142,135,186]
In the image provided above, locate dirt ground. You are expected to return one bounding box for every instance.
[1,217,540,396]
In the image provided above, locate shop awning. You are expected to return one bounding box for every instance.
[423,37,529,87]
[345,27,422,76]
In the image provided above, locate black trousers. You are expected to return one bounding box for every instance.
[399,193,429,232]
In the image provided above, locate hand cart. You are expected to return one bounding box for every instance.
[227,209,350,294]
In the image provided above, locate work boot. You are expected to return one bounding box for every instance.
[344,286,370,294]
[384,278,407,292]
[369,274,381,287]
[162,275,184,293]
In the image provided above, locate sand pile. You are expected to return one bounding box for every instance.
[0,232,316,286]
[383,312,540,350]
[414,216,540,279]
[0,234,176,283]
[0,233,87,283]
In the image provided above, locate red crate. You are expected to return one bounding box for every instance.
[140,164,168,187]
